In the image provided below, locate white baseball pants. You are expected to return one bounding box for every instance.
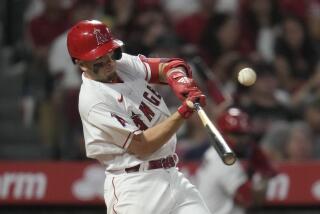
[104,167,211,214]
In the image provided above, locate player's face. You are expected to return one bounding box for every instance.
[81,52,117,83]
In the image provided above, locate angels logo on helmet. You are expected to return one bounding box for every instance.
[93,28,110,45]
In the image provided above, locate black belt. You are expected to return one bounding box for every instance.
[125,155,177,173]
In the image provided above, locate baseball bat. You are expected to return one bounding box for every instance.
[194,103,236,165]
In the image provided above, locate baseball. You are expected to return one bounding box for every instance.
[238,67,256,86]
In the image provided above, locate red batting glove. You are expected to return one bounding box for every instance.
[178,91,206,119]
[167,71,200,101]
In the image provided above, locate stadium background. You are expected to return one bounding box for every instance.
[0,0,320,213]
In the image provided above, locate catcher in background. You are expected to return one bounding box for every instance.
[196,107,277,214]
[67,20,210,214]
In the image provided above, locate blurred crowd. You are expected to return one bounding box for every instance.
[0,0,320,163]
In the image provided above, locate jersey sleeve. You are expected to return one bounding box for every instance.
[219,161,248,196]
[116,53,150,81]
[202,148,248,197]
[86,103,141,151]
[117,53,191,84]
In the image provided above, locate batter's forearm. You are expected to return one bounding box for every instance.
[143,111,184,148]
[127,112,184,158]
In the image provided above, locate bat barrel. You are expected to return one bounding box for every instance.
[194,103,237,166]
[223,153,236,165]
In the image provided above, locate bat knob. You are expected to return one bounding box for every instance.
[186,100,195,109]
[193,102,201,111]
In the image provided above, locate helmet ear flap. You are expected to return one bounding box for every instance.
[112,47,122,60]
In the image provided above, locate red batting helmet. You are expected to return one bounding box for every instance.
[67,20,123,61]
[217,108,250,134]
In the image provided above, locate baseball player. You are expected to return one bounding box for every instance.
[66,20,211,214]
[196,108,277,214]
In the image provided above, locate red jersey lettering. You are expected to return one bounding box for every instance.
[131,111,148,131]
[139,102,155,122]
[147,85,161,99]
[143,92,160,106]
[111,113,127,127]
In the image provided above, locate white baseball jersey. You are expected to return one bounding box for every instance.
[79,53,176,171]
[79,53,211,214]
[195,148,247,214]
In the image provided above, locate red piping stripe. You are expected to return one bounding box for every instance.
[123,129,141,149]
[143,62,149,81]
[112,177,119,214]
[122,132,132,148]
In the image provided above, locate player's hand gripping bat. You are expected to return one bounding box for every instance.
[194,103,236,165]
